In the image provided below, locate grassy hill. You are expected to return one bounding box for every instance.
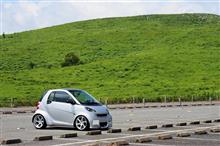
[1,13,220,106]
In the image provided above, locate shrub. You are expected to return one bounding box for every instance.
[2,32,6,38]
[61,52,80,67]
[28,62,36,69]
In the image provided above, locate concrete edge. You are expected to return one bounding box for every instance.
[60,133,77,138]
[107,129,122,133]
[86,130,102,135]
[1,139,22,144]
[128,127,141,131]
[34,136,53,141]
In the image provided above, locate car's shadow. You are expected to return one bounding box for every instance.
[41,127,108,131]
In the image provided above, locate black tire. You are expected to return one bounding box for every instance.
[74,115,90,131]
[33,114,47,129]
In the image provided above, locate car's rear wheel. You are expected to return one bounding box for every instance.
[33,114,47,129]
[75,115,89,131]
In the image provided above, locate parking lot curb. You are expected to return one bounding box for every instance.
[135,106,142,108]
[203,120,212,123]
[213,119,220,122]
[145,125,157,129]
[176,122,187,126]
[162,124,173,128]
[83,143,100,146]
[177,132,191,137]
[135,137,152,143]
[60,133,77,138]
[107,129,122,133]
[126,106,133,109]
[149,106,158,108]
[119,107,126,109]
[108,107,116,110]
[190,121,200,125]
[194,130,208,135]
[86,130,102,135]
[128,127,141,131]
[107,140,129,146]
[158,134,172,140]
[34,136,53,141]
[210,128,220,133]
[1,139,22,144]
[17,111,26,114]
[2,111,12,114]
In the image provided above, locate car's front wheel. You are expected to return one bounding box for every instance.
[33,114,47,129]
[74,115,89,131]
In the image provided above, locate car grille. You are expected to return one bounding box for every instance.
[100,122,107,127]
[96,113,107,117]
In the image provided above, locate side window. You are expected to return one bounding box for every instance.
[54,91,70,103]
[47,92,55,104]
[40,90,48,102]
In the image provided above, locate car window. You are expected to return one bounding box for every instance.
[47,92,55,104]
[68,90,100,105]
[40,90,48,101]
[54,91,70,103]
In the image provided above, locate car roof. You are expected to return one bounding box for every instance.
[48,88,83,92]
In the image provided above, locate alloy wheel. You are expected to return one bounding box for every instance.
[75,116,88,130]
[33,114,46,129]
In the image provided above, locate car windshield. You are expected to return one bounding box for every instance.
[68,90,101,106]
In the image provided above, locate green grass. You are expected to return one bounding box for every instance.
[1,13,220,107]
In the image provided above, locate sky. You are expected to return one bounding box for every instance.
[1,0,220,34]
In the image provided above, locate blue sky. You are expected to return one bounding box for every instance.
[1,0,220,34]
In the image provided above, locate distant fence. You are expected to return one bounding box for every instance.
[0,98,36,107]
[0,96,219,107]
[98,96,220,105]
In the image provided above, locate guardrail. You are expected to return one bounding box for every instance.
[0,95,219,108]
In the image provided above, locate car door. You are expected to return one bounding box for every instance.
[46,91,75,126]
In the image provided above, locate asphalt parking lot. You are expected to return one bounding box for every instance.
[0,104,219,146]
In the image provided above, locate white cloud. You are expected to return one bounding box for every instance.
[1,0,219,34]
[14,12,25,25]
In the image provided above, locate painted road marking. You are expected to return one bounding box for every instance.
[129,143,176,146]
[54,137,85,141]
[51,125,219,146]
[174,137,220,142]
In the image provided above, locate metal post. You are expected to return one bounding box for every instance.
[143,98,145,107]
[10,97,13,108]
[105,98,108,106]
[179,97,181,106]
[172,96,174,106]
[209,97,212,104]
[164,96,167,107]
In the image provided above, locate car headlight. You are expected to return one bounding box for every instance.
[106,109,109,114]
[85,107,96,112]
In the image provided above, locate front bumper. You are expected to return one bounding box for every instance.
[89,114,112,129]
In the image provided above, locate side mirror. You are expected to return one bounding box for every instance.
[66,98,76,105]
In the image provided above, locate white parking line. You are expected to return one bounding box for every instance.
[107,133,133,136]
[54,137,85,141]
[129,143,176,146]
[210,132,220,135]
[51,125,220,146]
[174,137,220,142]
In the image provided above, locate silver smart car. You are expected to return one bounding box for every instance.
[32,89,112,130]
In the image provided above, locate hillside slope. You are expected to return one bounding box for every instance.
[1,13,220,106]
